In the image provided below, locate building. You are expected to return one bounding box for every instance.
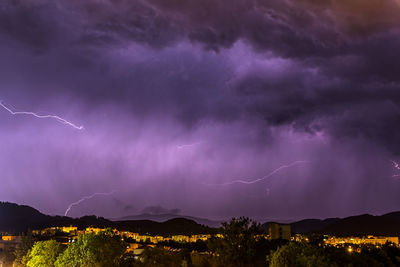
[190,234,210,242]
[135,235,152,243]
[1,236,20,242]
[0,236,21,250]
[325,236,399,247]
[171,235,190,243]
[61,226,77,233]
[85,227,104,234]
[269,223,291,240]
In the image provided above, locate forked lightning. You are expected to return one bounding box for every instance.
[0,101,83,130]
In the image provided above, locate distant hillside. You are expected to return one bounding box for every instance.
[0,202,51,233]
[321,213,400,236]
[266,212,400,236]
[0,202,112,233]
[115,218,217,235]
[0,202,216,235]
[114,213,222,228]
[291,218,340,233]
[5,202,400,236]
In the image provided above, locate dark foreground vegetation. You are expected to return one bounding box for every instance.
[1,217,400,267]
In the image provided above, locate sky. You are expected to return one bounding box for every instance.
[1,0,400,221]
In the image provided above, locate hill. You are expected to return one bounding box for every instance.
[264,212,400,236]
[0,202,215,235]
[291,218,340,233]
[113,213,222,228]
[0,202,51,233]
[115,218,217,235]
[4,202,400,236]
[321,212,400,236]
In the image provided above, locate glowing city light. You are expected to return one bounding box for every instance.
[0,101,84,130]
[64,191,116,216]
[204,160,311,186]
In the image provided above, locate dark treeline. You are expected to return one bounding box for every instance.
[1,217,400,267]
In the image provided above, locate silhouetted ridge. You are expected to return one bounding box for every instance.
[321,213,400,236]
[113,213,222,228]
[0,202,50,232]
[0,202,215,235]
[4,202,400,236]
[264,212,400,236]
[290,218,340,233]
[115,217,216,235]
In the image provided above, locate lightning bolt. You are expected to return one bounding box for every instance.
[176,142,204,149]
[391,160,400,170]
[0,101,84,130]
[64,190,116,217]
[204,160,311,186]
[390,160,400,177]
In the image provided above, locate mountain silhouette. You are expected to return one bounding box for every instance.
[263,212,400,236]
[0,202,215,235]
[113,213,222,228]
[3,202,400,236]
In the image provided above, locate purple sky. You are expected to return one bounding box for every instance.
[1,0,400,221]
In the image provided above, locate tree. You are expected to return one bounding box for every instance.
[55,230,126,267]
[119,252,138,267]
[358,245,395,267]
[268,242,334,267]
[207,217,267,267]
[25,240,64,267]
[138,247,181,267]
[0,245,16,266]
[14,231,35,266]
[380,243,400,266]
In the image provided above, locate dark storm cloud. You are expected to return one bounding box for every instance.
[233,51,400,152]
[0,1,54,50]
[2,0,400,141]
[3,0,400,51]
[2,0,400,219]
[4,0,399,55]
